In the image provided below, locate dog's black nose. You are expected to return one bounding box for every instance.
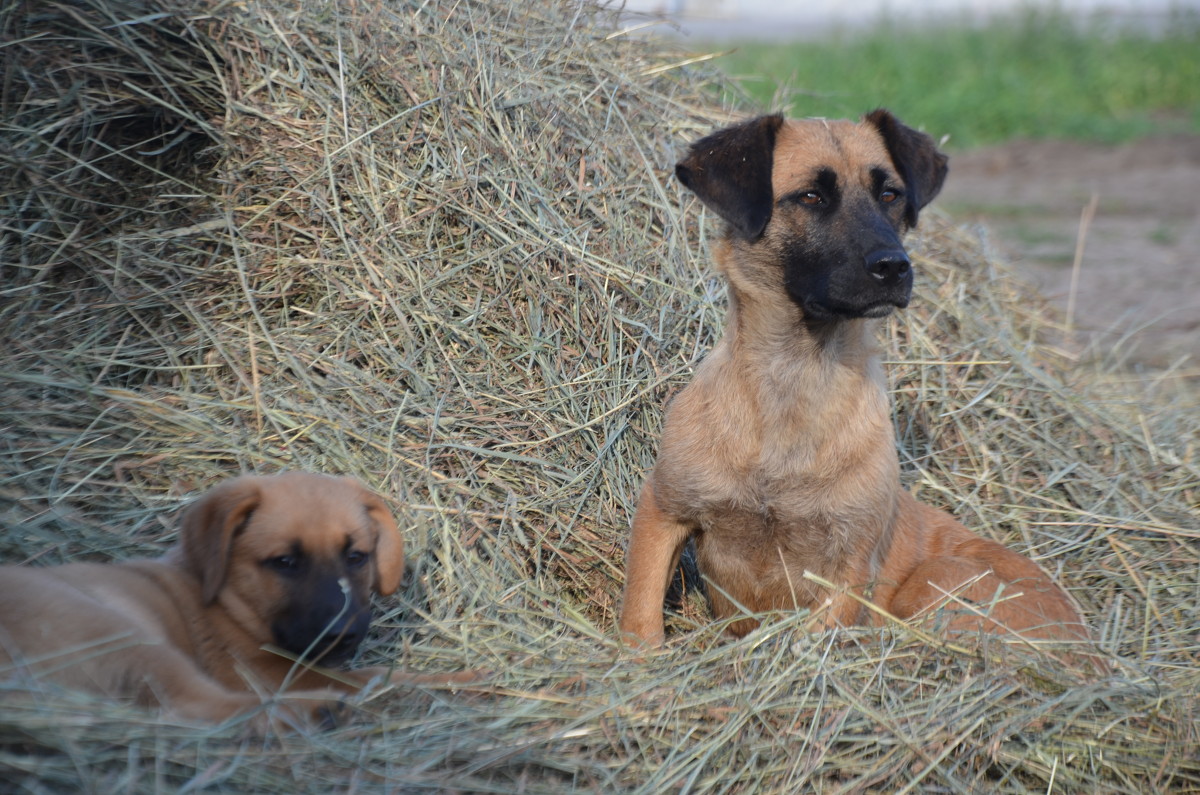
[865,249,911,284]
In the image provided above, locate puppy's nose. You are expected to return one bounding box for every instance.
[865,249,911,284]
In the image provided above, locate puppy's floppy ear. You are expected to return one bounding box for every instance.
[359,486,405,596]
[864,108,948,228]
[675,114,784,240]
[179,476,263,605]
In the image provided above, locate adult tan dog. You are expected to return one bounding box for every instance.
[0,471,467,728]
[619,111,1090,650]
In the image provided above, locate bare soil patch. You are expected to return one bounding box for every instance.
[939,135,1200,380]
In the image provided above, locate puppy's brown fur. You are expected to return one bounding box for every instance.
[619,112,1090,650]
[0,472,469,728]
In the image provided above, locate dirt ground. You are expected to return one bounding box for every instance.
[938,135,1200,383]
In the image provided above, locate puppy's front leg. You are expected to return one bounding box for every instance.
[619,479,691,647]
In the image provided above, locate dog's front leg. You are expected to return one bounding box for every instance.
[619,478,692,647]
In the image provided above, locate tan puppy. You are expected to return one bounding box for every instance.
[0,471,467,728]
[619,111,1090,650]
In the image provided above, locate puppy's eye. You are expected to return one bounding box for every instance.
[880,189,899,204]
[345,550,369,569]
[798,191,822,206]
[263,555,299,572]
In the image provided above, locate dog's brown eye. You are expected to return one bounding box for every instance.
[880,189,898,203]
[345,550,369,569]
[263,555,299,572]
[799,192,822,206]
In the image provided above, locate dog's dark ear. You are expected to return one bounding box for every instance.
[675,114,784,240]
[864,109,948,227]
[359,486,405,596]
[179,476,262,605]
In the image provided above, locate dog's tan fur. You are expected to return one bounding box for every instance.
[0,472,469,728]
[619,112,1090,649]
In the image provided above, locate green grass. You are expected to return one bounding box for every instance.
[1148,223,1180,246]
[710,7,1200,148]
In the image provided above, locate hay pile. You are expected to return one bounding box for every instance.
[1,0,1197,791]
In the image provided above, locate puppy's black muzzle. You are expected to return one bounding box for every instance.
[274,606,371,665]
[272,575,373,665]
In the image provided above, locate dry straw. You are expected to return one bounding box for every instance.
[1,0,1197,791]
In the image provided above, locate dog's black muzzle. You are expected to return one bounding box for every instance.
[792,243,914,320]
[865,247,911,287]
[272,576,373,665]
[855,246,913,317]
[783,195,918,320]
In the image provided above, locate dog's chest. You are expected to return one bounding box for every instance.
[656,338,895,546]
[688,462,842,538]
[658,406,894,557]
[662,430,853,540]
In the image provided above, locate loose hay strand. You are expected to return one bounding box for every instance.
[1,0,1198,791]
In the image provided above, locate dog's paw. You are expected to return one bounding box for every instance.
[311,696,351,730]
